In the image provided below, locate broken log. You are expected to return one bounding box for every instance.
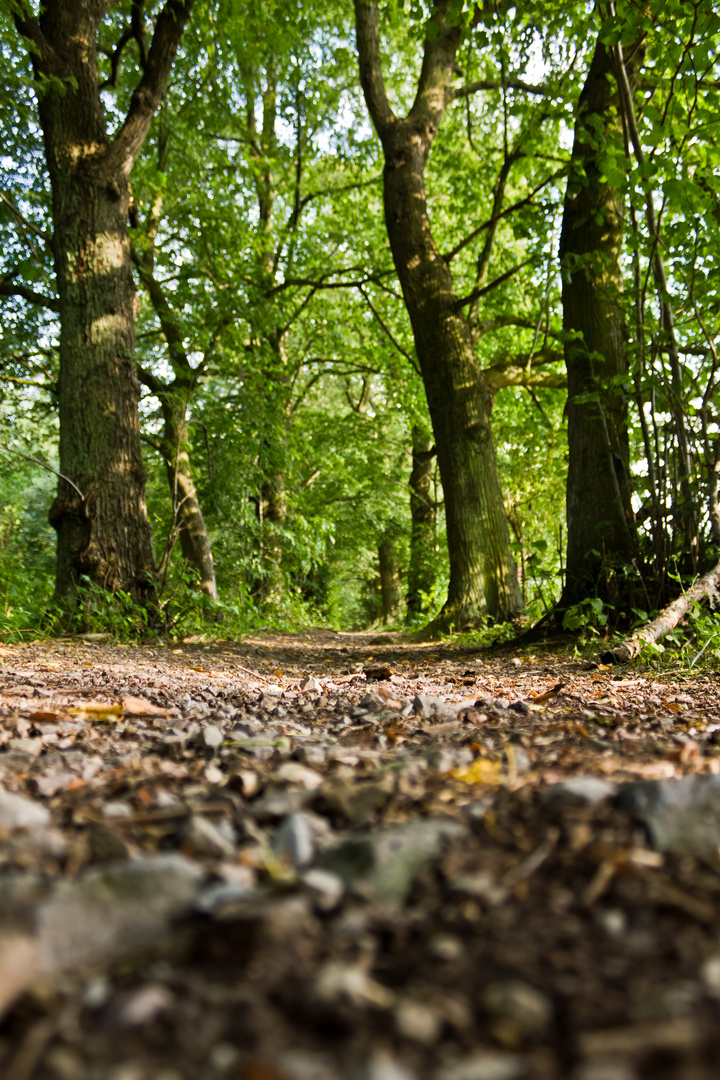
[602,561,720,663]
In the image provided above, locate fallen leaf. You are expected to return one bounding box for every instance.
[121,696,174,717]
[532,683,566,705]
[451,757,503,785]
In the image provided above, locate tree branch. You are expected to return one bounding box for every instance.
[444,167,565,263]
[110,0,194,175]
[131,244,190,373]
[481,348,565,392]
[357,285,420,375]
[0,275,57,310]
[354,0,396,136]
[452,78,546,99]
[455,258,533,310]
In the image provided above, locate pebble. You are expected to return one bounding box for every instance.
[276,761,325,789]
[0,786,50,830]
[395,997,443,1043]
[273,811,316,867]
[181,814,237,858]
[352,1049,418,1080]
[301,867,345,911]
[433,1051,527,1080]
[202,724,224,750]
[482,979,553,1043]
[37,854,205,973]
[543,776,617,808]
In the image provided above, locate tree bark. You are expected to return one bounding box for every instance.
[133,211,218,602]
[14,0,193,608]
[378,535,402,623]
[140,370,217,602]
[355,0,522,632]
[406,425,436,620]
[559,35,640,609]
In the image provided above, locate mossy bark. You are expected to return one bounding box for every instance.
[559,36,641,607]
[355,0,522,631]
[15,0,193,608]
[406,425,436,620]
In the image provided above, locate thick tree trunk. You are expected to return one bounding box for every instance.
[16,0,193,609]
[406,425,436,620]
[355,1,522,632]
[559,36,640,609]
[48,149,157,604]
[378,536,402,624]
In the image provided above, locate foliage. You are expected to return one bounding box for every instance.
[0,0,719,635]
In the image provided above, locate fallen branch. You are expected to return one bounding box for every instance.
[602,561,720,663]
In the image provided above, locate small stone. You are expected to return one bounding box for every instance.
[509,700,530,715]
[543,776,617,808]
[359,693,386,712]
[434,1051,527,1080]
[314,961,395,1009]
[322,818,466,906]
[251,787,314,820]
[273,812,316,867]
[572,1058,639,1080]
[276,761,324,790]
[395,998,443,1044]
[701,953,720,998]
[413,695,458,722]
[0,786,50,830]
[204,763,224,785]
[112,983,175,1027]
[353,1049,418,1080]
[301,868,345,911]
[209,1044,241,1072]
[300,675,324,694]
[296,745,327,767]
[181,815,237,858]
[617,775,720,855]
[482,979,553,1044]
[37,854,204,973]
[202,724,224,750]
[88,824,131,863]
[102,803,133,816]
[429,933,464,961]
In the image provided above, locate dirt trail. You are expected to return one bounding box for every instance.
[0,631,719,1080]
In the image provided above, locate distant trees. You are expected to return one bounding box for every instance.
[1,0,719,635]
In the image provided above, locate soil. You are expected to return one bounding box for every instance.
[1,629,720,1080]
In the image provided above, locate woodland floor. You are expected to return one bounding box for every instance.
[1,629,720,1080]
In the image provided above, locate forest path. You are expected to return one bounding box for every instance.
[0,632,719,1080]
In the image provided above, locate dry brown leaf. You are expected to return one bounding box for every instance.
[121,696,174,717]
[0,933,47,1020]
[532,683,566,705]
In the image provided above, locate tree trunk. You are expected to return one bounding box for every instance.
[355,0,522,632]
[406,425,436,620]
[48,167,157,605]
[15,0,193,609]
[559,35,640,609]
[256,329,290,606]
[134,224,217,602]
[159,397,217,601]
[378,536,402,624]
